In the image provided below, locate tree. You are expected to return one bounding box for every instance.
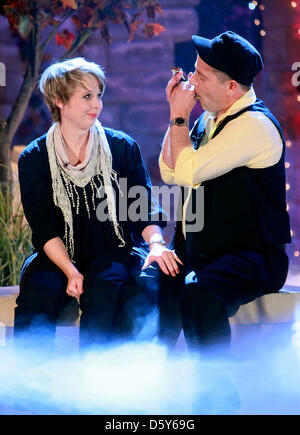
[0,0,166,185]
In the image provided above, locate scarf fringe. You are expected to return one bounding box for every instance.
[46,120,126,262]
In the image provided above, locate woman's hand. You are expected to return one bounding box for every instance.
[43,237,84,301]
[142,243,184,277]
[66,270,84,300]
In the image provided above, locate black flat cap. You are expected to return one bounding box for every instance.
[192,31,263,86]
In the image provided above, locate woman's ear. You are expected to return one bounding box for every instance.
[54,98,64,110]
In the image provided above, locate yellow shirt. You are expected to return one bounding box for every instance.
[159,88,283,188]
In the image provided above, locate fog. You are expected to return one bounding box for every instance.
[0,316,300,415]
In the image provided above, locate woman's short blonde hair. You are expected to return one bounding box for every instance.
[39,57,106,122]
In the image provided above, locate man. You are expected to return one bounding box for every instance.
[158,31,291,356]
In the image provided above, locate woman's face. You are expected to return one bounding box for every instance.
[57,74,103,130]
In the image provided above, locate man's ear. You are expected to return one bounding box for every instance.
[228,80,238,92]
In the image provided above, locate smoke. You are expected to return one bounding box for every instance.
[0,339,200,415]
[1,318,300,415]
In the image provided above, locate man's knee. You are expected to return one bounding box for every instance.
[134,264,160,293]
[182,270,230,317]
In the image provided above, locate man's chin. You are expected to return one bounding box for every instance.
[195,96,207,111]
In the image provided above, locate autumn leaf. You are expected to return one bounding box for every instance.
[155,5,164,15]
[55,29,75,50]
[127,12,143,42]
[71,15,81,31]
[142,22,166,38]
[3,5,14,16]
[18,15,33,39]
[100,22,111,44]
[61,0,78,10]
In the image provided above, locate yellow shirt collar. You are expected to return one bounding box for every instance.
[205,87,257,137]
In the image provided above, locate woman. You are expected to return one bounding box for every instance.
[15,57,182,352]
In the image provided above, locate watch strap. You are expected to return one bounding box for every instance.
[170,117,189,127]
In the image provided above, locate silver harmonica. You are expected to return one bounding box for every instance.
[171,66,188,82]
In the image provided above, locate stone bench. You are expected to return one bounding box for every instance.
[0,286,80,349]
[1,270,300,348]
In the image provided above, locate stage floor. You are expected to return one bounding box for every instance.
[0,267,300,415]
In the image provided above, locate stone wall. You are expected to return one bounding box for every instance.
[1,0,299,266]
[0,0,201,243]
[0,1,201,185]
[260,0,300,268]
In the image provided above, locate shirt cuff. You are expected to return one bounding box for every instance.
[159,152,175,184]
[173,147,198,187]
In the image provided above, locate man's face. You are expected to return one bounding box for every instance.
[189,56,229,114]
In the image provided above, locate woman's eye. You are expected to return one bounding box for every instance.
[84,94,91,99]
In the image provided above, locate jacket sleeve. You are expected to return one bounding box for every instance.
[18,141,64,251]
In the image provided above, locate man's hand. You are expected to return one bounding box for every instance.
[142,243,184,277]
[166,71,196,119]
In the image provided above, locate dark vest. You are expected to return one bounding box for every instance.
[173,99,291,260]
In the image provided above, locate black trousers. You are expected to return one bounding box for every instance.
[159,245,289,355]
[14,247,159,352]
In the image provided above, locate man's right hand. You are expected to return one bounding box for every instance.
[166,71,196,119]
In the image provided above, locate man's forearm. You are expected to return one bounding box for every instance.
[169,123,192,168]
[161,125,192,170]
[163,69,195,170]
[161,127,172,169]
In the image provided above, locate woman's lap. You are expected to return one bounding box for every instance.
[15,246,159,346]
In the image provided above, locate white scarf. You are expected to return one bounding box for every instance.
[46,119,125,262]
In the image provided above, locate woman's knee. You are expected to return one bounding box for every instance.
[17,270,67,315]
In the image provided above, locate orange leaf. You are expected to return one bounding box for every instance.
[143,22,166,38]
[55,29,75,50]
[61,0,78,10]
[71,15,81,31]
[127,13,143,43]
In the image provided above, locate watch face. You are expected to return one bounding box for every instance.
[176,117,185,125]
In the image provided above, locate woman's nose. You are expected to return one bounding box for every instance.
[93,97,102,109]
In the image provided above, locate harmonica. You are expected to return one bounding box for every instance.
[171,66,188,82]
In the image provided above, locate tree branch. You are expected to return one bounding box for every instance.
[39,10,74,59]
[59,27,93,60]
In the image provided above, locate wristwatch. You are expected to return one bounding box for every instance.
[170,117,189,127]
